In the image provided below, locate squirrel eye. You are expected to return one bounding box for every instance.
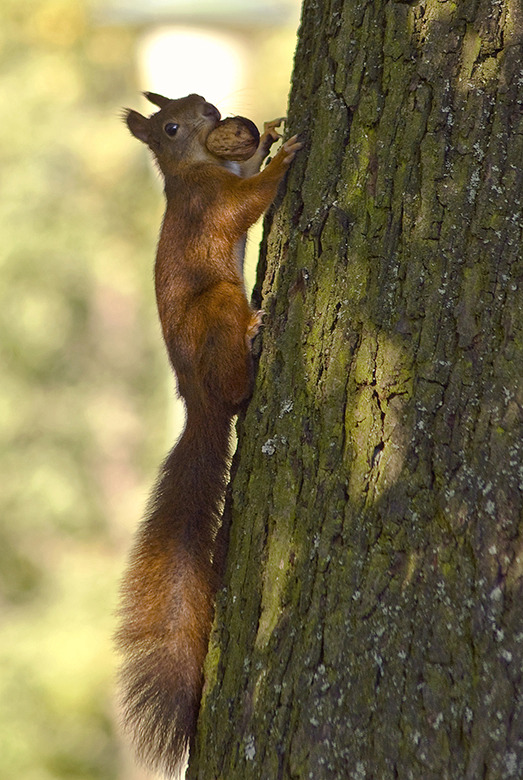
[164,122,179,137]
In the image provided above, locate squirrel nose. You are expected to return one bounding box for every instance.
[203,102,221,122]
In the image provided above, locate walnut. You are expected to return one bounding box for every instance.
[206,116,260,161]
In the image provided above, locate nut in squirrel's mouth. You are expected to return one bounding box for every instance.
[205,116,260,161]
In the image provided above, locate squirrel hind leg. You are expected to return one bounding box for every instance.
[195,288,260,409]
[203,340,254,409]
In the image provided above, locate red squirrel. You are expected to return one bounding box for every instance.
[115,92,301,777]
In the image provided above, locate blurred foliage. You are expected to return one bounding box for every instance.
[0,0,298,777]
[0,1,169,778]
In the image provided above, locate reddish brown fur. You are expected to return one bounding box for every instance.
[115,93,301,777]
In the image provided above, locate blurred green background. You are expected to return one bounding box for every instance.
[0,0,298,777]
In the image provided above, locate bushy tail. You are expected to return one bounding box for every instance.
[115,401,232,777]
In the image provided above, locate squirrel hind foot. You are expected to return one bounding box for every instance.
[246,309,264,343]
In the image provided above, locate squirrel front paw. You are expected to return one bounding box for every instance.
[259,118,285,154]
[280,135,303,166]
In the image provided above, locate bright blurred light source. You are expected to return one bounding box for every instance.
[137,27,248,112]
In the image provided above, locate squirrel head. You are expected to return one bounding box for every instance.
[124,93,221,176]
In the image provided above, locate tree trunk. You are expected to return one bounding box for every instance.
[189,0,523,777]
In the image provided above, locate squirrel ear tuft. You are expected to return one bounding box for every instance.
[143,91,171,108]
[124,109,150,144]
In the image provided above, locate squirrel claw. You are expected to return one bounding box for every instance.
[260,118,285,152]
[246,309,265,342]
[263,117,285,135]
[281,134,303,164]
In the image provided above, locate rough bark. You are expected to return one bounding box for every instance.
[189,0,523,778]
